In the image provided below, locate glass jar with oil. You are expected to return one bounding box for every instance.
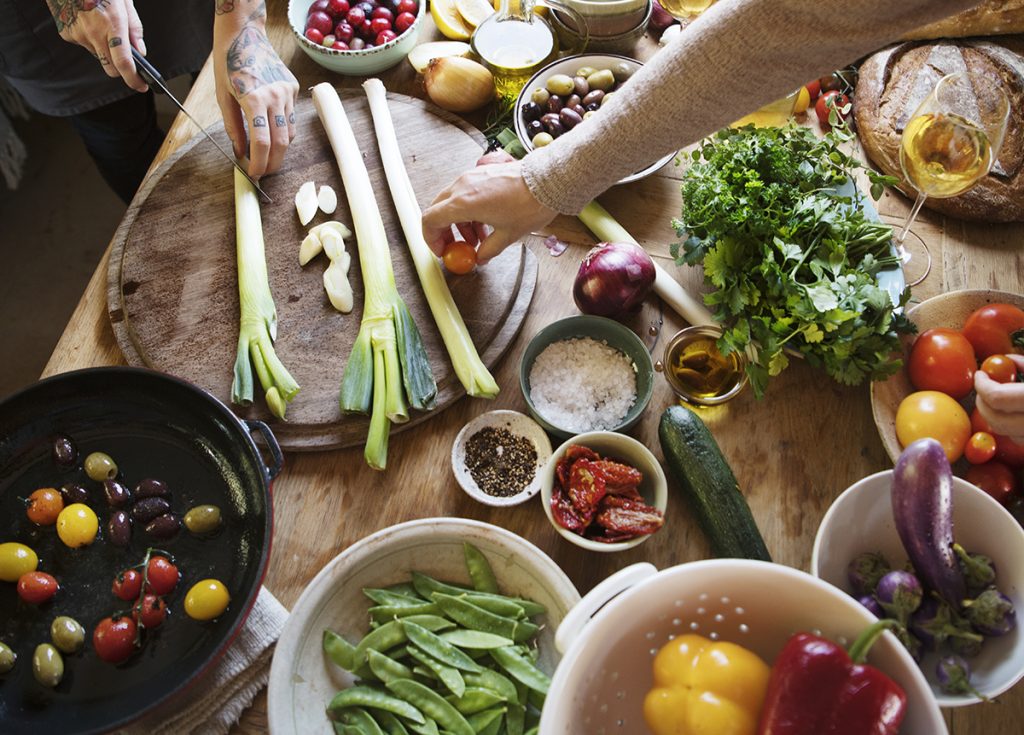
[662,325,748,405]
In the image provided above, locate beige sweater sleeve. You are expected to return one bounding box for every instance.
[521,0,983,214]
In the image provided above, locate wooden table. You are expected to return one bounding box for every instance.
[42,4,1023,733]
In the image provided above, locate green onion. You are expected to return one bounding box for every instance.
[311,83,437,470]
[230,167,300,419]
[362,78,499,399]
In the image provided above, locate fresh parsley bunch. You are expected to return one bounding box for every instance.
[671,124,913,398]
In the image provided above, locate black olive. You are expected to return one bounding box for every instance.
[546,95,564,114]
[134,478,170,499]
[559,108,583,130]
[526,119,544,138]
[132,497,171,524]
[566,94,582,110]
[60,483,89,505]
[145,513,181,540]
[585,102,601,112]
[519,101,542,123]
[52,435,77,467]
[103,480,132,508]
[108,511,131,547]
[541,113,564,138]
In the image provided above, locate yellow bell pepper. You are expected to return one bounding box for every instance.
[643,633,770,735]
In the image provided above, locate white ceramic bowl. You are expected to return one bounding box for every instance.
[812,470,1024,706]
[287,0,425,76]
[451,409,553,507]
[267,518,580,734]
[540,430,668,552]
[541,559,947,734]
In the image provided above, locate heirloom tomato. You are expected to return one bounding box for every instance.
[907,328,976,399]
[965,461,1018,505]
[961,303,1024,359]
[895,391,971,462]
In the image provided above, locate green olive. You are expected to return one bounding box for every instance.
[583,110,596,120]
[51,616,85,654]
[574,66,598,79]
[184,504,223,535]
[611,61,635,81]
[586,69,616,92]
[84,451,118,481]
[529,87,550,106]
[531,132,554,148]
[544,73,574,96]
[601,91,617,107]
[0,642,15,674]
[32,643,63,687]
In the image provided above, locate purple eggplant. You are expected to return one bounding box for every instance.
[963,589,1017,636]
[936,655,989,700]
[953,544,996,597]
[950,633,984,658]
[910,595,983,652]
[891,439,966,607]
[858,594,885,618]
[847,551,891,596]
[875,570,923,624]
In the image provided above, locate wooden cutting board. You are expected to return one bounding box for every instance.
[106,90,537,451]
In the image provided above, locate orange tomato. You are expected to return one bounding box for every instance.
[907,328,976,399]
[26,488,64,526]
[895,391,971,462]
[442,240,478,275]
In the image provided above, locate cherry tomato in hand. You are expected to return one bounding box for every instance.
[17,571,59,604]
[966,461,1019,505]
[112,569,143,602]
[965,432,997,464]
[981,354,1019,384]
[815,90,850,127]
[146,556,179,596]
[961,303,1024,359]
[133,594,168,629]
[26,488,64,526]
[895,390,971,462]
[93,617,137,664]
[442,240,478,275]
[907,328,977,399]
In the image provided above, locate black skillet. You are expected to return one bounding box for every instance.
[0,367,279,734]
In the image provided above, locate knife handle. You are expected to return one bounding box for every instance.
[131,47,165,91]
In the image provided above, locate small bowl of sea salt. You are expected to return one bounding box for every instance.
[519,315,655,440]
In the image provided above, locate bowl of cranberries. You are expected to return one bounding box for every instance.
[289,0,424,75]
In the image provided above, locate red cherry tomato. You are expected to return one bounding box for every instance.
[971,406,992,434]
[995,433,1024,468]
[93,616,138,664]
[17,571,59,604]
[112,569,143,602]
[146,556,179,596]
[907,328,977,399]
[981,354,1019,384]
[819,72,844,93]
[815,90,850,127]
[442,240,478,275]
[26,487,64,526]
[965,461,1019,505]
[961,303,1024,359]
[133,594,168,629]
[805,79,821,100]
[964,432,997,465]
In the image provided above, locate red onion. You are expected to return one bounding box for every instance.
[573,242,656,318]
[650,1,679,33]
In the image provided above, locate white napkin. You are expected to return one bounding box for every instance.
[120,585,288,735]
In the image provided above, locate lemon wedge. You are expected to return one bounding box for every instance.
[455,0,496,28]
[431,0,474,40]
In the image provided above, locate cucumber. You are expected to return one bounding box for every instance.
[658,405,771,561]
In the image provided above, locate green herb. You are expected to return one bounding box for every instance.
[671,123,912,398]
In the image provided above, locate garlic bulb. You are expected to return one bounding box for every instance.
[423,57,495,113]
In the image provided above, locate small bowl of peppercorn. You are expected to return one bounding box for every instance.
[452,410,553,507]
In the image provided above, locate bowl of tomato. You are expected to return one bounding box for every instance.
[871,289,1024,508]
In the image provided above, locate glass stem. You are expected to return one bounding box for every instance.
[897,191,928,245]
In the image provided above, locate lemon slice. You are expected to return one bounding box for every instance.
[455,0,496,28]
[431,0,474,40]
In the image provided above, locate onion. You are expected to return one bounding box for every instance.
[573,242,656,318]
[423,57,495,113]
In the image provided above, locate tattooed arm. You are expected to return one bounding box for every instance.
[45,0,148,92]
[213,0,299,177]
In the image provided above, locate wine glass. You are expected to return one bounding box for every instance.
[658,0,717,20]
[896,71,1010,286]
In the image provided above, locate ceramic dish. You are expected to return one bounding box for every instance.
[812,469,1024,706]
[266,518,580,735]
[661,324,749,406]
[540,430,668,552]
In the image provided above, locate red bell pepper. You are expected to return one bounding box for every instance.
[757,620,907,735]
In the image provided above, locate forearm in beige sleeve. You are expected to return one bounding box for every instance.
[521,0,983,215]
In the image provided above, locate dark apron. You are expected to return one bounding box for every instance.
[0,0,213,116]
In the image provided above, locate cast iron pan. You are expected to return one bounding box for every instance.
[0,367,280,734]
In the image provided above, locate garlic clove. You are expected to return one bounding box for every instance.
[295,180,318,225]
[324,258,354,313]
[321,227,347,261]
[317,184,338,214]
[299,231,323,266]
[310,221,353,240]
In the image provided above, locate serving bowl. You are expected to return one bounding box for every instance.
[812,470,1024,706]
[661,324,749,406]
[519,314,655,439]
[551,2,652,55]
[287,0,425,76]
[266,518,580,735]
[540,559,947,733]
[451,409,553,507]
[513,53,674,184]
[540,430,668,552]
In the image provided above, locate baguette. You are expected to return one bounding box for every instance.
[903,1,1024,40]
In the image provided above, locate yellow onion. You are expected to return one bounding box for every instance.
[423,56,495,113]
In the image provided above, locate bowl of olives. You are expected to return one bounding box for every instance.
[513,53,676,185]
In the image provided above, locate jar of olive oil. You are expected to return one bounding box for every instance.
[661,325,748,405]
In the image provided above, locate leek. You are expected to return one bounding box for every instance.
[231,167,300,419]
[362,78,499,399]
[311,82,437,470]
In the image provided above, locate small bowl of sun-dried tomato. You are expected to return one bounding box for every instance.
[540,431,667,552]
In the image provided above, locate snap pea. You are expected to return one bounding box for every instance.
[412,573,545,617]
[528,687,546,710]
[466,707,505,734]
[489,648,550,695]
[386,679,475,735]
[325,629,359,671]
[364,588,429,607]
[369,603,440,622]
[462,543,499,594]
[400,615,456,632]
[401,621,482,673]
[477,716,503,735]
[411,665,437,681]
[328,685,425,724]
[400,717,439,735]
[334,723,358,735]
[354,621,408,665]
[384,582,421,598]
[524,727,539,735]
[374,711,411,735]
[407,644,466,698]
[367,649,414,684]
[506,702,525,735]
[339,707,386,735]
[462,669,520,705]
[439,630,513,650]
[445,687,506,715]
[461,594,525,620]
[433,594,537,643]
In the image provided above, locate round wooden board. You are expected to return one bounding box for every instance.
[107,90,537,451]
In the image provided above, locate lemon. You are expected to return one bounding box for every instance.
[431,0,474,40]
[455,0,496,28]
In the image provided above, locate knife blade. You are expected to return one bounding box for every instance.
[131,47,272,202]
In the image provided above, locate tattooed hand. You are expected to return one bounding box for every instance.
[213,1,298,177]
[46,0,148,92]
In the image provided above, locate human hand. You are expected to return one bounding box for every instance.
[421,150,558,264]
[46,0,148,92]
[975,354,1024,443]
[213,1,299,178]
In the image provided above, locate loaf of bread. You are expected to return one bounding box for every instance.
[855,39,1024,222]
[903,1,1024,40]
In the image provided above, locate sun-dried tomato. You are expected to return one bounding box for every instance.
[551,484,587,533]
[591,494,664,538]
[568,459,607,524]
[556,444,600,489]
[591,459,643,497]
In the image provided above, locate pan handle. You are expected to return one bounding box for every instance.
[244,420,285,482]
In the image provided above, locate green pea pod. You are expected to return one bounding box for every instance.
[366,649,414,684]
[524,727,539,735]
[400,615,456,632]
[412,572,545,617]
[402,621,483,673]
[385,582,421,598]
[400,717,439,735]
[325,629,359,672]
[339,707,386,735]
[406,644,466,698]
[477,716,503,735]
[335,723,359,735]
[445,687,506,715]
[364,588,430,607]
[369,603,441,622]
[433,595,537,643]
[327,685,425,724]
[439,630,514,650]
[466,707,505,734]
[527,687,545,711]
[411,665,437,681]
[489,647,550,695]
[462,594,526,620]
[506,703,525,735]
[354,621,408,666]
[463,543,499,594]
[462,669,520,705]
[386,679,475,735]
[375,711,411,735]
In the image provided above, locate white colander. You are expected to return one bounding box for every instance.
[540,559,946,735]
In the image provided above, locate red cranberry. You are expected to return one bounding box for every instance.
[394,10,415,33]
[371,6,393,21]
[376,29,397,45]
[359,18,373,37]
[306,10,334,35]
[346,7,365,26]
[304,26,325,44]
[307,0,331,15]
[326,0,350,17]
[396,0,416,13]
[334,21,354,42]
[349,37,366,50]
[370,16,391,34]
[332,40,350,50]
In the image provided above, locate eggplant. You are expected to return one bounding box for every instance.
[858,594,884,618]
[891,439,966,607]
[936,655,979,697]
[847,551,891,596]
[875,570,923,623]
[953,544,996,597]
[910,595,983,652]
[963,589,1017,636]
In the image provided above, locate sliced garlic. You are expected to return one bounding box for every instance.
[295,180,318,225]
[324,257,353,313]
[299,231,323,266]
[310,221,353,240]
[320,227,346,261]
[317,185,338,214]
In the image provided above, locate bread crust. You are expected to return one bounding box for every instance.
[903,1,1024,40]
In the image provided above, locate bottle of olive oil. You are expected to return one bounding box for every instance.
[471,0,559,101]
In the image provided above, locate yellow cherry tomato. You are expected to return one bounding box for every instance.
[0,542,39,582]
[56,504,99,548]
[184,579,230,621]
[793,85,812,115]
[895,390,971,462]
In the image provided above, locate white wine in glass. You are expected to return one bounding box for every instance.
[659,0,716,20]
